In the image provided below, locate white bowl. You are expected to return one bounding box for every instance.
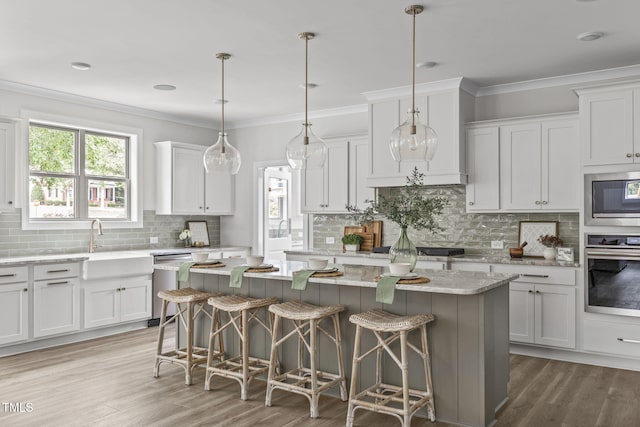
[191,252,210,263]
[246,255,264,267]
[308,258,328,270]
[389,262,412,276]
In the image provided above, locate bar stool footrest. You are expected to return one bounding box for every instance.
[350,382,433,418]
[207,355,270,378]
[270,367,344,394]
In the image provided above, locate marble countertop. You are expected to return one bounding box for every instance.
[153,258,518,296]
[286,249,580,268]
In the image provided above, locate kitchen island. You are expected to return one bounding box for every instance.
[154,259,517,427]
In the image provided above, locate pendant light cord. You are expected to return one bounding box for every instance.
[304,34,309,144]
[411,8,416,133]
[221,56,226,153]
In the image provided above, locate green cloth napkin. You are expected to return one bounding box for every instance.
[292,270,316,291]
[230,265,251,288]
[376,276,401,304]
[178,262,197,283]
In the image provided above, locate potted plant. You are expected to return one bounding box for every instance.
[342,234,364,252]
[347,167,447,269]
[537,234,563,260]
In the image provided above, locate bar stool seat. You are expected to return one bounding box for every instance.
[265,300,347,419]
[205,294,279,400]
[346,308,435,427]
[153,287,224,385]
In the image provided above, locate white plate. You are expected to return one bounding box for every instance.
[245,263,273,269]
[381,272,418,279]
[194,260,221,265]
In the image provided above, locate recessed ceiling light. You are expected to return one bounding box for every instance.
[153,84,176,91]
[577,31,603,41]
[299,83,318,89]
[70,62,91,71]
[416,61,437,69]
[214,99,229,104]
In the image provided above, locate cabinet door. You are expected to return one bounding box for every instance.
[581,89,634,165]
[302,164,325,212]
[349,137,374,209]
[172,146,205,214]
[370,99,400,177]
[325,140,349,212]
[634,89,640,162]
[0,122,15,211]
[466,126,499,211]
[500,123,542,210]
[542,119,579,210]
[509,283,535,343]
[84,282,119,329]
[205,172,234,215]
[120,280,151,323]
[534,284,575,349]
[0,283,29,345]
[34,278,80,337]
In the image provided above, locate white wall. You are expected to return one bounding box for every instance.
[475,85,579,121]
[223,112,368,247]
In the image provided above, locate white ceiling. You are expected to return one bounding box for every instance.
[1,0,638,127]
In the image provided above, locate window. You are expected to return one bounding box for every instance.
[28,123,130,221]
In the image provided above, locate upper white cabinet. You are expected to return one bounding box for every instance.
[302,135,372,213]
[155,141,234,215]
[364,79,475,187]
[577,84,640,166]
[0,122,15,211]
[466,126,500,211]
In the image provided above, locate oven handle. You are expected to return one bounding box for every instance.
[586,249,640,259]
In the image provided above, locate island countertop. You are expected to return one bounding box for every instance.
[153,258,517,296]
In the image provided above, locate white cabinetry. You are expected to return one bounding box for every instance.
[0,266,29,345]
[349,136,374,210]
[84,278,151,329]
[465,126,499,211]
[365,80,474,187]
[494,264,576,349]
[577,84,640,166]
[0,122,15,211]
[155,141,234,215]
[33,263,81,338]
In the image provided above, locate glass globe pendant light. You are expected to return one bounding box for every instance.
[389,5,438,162]
[285,32,327,170]
[203,53,241,174]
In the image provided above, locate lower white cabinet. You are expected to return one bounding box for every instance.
[0,282,29,345]
[33,278,81,338]
[509,282,575,349]
[84,278,151,329]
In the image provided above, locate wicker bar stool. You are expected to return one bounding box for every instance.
[346,308,436,427]
[153,287,224,386]
[205,294,279,400]
[265,300,347,418]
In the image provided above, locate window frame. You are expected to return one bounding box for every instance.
[20,110,143,230]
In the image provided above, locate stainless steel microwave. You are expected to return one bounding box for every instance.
[585,172,640,226]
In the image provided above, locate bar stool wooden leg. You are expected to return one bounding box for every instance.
[184,301,194,385]
[205,306,221,391]
[153,298,169,378]
[332,313,348,401]
[346,324,362,427]
[265,313,281,407]
[421,324,436,421]
[240,308,249,400]
[400,330,410,426]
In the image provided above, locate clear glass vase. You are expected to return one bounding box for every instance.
[389,226,418,270]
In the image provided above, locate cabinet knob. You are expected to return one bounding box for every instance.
[199,206,203,210]
[528,290,533,293]
[535,290,541,294]
[535,201,541,205]
[468,202,475,206]
[8,201,12,205]
[23,288,28,292]
[636,153,640,157]
[206,206,210,210]
[542,201,548,205]
[627,153,633,158]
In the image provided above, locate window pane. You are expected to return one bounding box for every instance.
[29,125,75,173]
[85,134,127,177]
[88,180,127,219]
[29,176,75,218]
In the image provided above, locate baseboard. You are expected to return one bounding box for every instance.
[510,343,640,372]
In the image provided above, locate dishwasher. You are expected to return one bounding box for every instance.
[150,252,193,326]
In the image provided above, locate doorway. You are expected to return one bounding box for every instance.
[261,165,303,261]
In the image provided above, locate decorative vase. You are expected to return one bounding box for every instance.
[344,244,360,252]
[184,238,191,248]
[543,247,556,260]
[389,226,417,270]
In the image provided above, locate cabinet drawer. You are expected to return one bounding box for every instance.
[491,264,575,286]
[34,262,80,281]
[584,319,640,358]
[0,265,28,284]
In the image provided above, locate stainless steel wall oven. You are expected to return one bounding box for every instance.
[586,234,640,317]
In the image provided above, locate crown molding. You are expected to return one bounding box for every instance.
[0,79,216,129]
[225,104,368,130]
[475,64,640,97]
[361,77,478,102]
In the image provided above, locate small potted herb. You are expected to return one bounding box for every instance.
[342,234,364,252]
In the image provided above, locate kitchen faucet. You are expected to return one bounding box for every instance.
[277,219,289,238]
[89,219,103,253]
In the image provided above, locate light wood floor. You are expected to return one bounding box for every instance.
[2,326,640,427]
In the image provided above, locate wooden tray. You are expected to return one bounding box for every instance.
[193,262,226,269]
[374,275,431,285]
[364,220,383,248]
[311,270,344,278]
[246,266,279,273]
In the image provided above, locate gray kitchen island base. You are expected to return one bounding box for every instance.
[170,265,510,427]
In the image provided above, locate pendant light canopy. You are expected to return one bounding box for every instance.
[389,5,438,162]
[285,32,327,170]
[204,53,241,175]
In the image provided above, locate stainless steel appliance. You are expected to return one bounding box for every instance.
[150,252,192,326]
[585,171,640,226]
[586,234,640,317]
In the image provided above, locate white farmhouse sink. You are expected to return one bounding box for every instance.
[82,251,153,280]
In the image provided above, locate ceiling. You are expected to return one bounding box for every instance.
[1,0,638,127]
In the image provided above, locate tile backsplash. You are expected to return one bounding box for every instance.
[0,209,220,258]
[313,186,580,258]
